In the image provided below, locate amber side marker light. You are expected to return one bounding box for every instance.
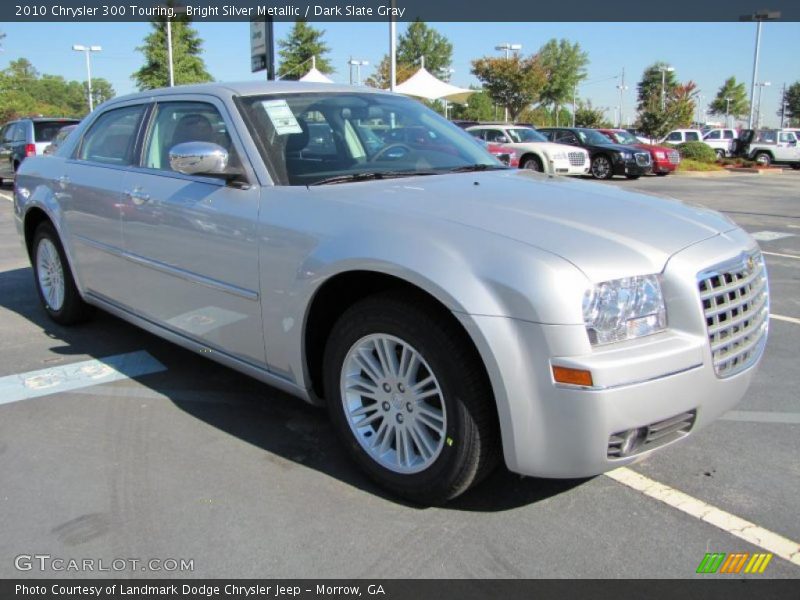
[552,365,594,387]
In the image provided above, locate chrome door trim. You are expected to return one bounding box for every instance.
[74,234,259,301]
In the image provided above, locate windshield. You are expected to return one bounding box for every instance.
[506,128,548,143]
[238,92,503,186]
[609,130,639,145]
[577,129,615,145]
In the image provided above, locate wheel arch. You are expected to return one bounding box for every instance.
[23,206,53,260]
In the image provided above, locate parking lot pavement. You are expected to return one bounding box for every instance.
[0,176,799,579]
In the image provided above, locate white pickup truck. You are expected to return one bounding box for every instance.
[702,128,738,158]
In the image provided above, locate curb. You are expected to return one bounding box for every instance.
[671,170,731,178]
[722,167,785,175]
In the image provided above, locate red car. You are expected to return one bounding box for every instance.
[597,129,680,176]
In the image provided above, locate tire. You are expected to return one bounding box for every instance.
[656,172,669,177]
[591,155,614,179]
[625,174,641,180]
[520,155,543,172]
[715,149,725,159]
[323,292,499,505]
[754,152,772,167]
[31,222,93,325]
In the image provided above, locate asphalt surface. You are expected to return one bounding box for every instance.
[0,172,798,579]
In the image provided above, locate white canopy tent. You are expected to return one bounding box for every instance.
[299,67,334,83]
[393,67,474,104]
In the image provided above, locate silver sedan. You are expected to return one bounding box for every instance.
[13,82,769,504]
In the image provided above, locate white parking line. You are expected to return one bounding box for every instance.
[0,191,13,202]
[0,351,166,406]
[763,251,800,260]
[606,468,800,567]
[771,313,800,325]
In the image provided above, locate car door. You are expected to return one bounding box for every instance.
[120,97,265,367]
[60,102,149,301]
[776,132,799,161]
[0,124,14,179]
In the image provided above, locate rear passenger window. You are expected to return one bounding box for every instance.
[79,105,146,165]
[686,132,700,142]
[667,132,682,142]
[705,130,720,140]
[724,130,734,139]
[143,101,237,172]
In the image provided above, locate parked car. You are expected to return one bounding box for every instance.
[14,82,769,504]
[597,128,680,176]
[735,129,800,168]
[702,128,738,158]
[661,128,705,145]
[43,124,79,155]
[538,126,652,179]
[466,125,590,175]
[0,117,80,184]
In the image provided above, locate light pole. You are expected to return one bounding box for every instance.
[658,65,675,111]
[72,44,102,112]
[347,57,369,86]
[755,81,771,128]
[616,68,628,127]
[779,83,787,129]
[725,97,732,127]
[495,43,522,122]
[696,94,705,127]
[741,11,781,128]
[439,67,455,119]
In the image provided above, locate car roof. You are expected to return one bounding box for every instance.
[103,81,391,108]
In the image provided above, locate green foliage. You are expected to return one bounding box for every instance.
[538,38,589,120]
[636,63,697,138]
[471,54,547,122]
[277,21,333,80]
[133,16,212,90]
[449,89,495,121]
[709,77,750,120]
[366,22,452,89]
[573,100,608,128]
[0,58,115,121]
[677,158,723,172]
[676,141,716,163]
[782,81,800,125]
[398,21,453,75]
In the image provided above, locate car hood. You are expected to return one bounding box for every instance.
[591,142,645,154]
[633,142,674,154]
[310,169,736,282]
[505,141,583,155]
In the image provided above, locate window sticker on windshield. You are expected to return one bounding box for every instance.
[262,99,302,135]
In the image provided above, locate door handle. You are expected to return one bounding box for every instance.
[124,187,151,206]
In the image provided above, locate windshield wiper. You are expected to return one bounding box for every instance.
[310,171,438,186]
[444,164,508,173]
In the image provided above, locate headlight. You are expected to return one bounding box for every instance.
[550,152,567,160]
[655,151,666,159]
[582,275,666,345]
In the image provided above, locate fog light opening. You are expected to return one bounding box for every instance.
[620,427,648,456]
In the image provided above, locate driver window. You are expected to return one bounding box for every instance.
[144,101,237,172]
[706,130,720,140]
[486,130,505,143]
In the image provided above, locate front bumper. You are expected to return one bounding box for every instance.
[614,157,652,177]
[652,159,678,174]
[551,157,590,176]
[455,228,766,478]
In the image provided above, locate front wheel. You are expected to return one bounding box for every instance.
[591,155,614,179]
[754,152,772,167]
[520,155,543,172]
[32,222,93,325]
[323,292,499,505]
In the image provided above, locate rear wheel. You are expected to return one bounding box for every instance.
[32,222,93,325]
[715,149,725,159]
[323,292,499,505]
[520,155,543,172]
[754,152,772,167]
[591,155,614,179]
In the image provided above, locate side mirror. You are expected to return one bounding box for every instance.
[169,141,228,176]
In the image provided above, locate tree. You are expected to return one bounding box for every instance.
[574,101,608,128]
[636,62,696,139]
[471,54,547,121]
[449,88,495,121]
[781,81,800,125]
[538,39,589,126]
[277,21,333,80]
[86,78,116,108]
[397,21,453,75]
[709,77,749,121]
[133,16,212,90]
[364,55,416,89]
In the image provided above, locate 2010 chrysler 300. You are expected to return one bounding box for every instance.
[14,82,769,504]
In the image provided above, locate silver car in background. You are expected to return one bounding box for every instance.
[13,82,769,504]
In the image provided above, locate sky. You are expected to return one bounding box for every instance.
[1,20,798,127]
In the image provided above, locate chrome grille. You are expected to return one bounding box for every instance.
[635,152,652,166]
[668,150,681,164]
[568,152,586,166]
[698,251,769,378]
[607,410,696,458]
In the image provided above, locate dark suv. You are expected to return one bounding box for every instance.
[538,127,652,179]
[0,117,79,184]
